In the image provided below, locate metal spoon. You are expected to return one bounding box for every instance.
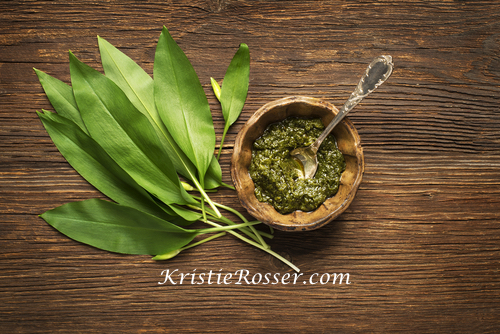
[290,55,394,178]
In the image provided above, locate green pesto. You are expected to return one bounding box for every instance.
[249,117,345,214]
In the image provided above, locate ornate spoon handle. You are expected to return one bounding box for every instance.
[311,55,394,152]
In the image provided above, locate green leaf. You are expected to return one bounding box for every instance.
[220,43,250,129]
[205,156,223,189]
[98,36,222,189]
[97,36,157,121]
[154,26,215,186]
[33,68,88,133]
[217,43,250,158]
[41,199,198,255]
[169,204,202,224]
[37,111,179,221]
[68,51,195,207]
[39,110,200,224]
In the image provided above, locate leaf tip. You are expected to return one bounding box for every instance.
[68,50,80,65]
[160,26,172,39]
[33,68,42,80]
[152,249,181,260]
[97,35,106,44]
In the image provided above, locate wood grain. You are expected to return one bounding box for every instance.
[1,0,499,332]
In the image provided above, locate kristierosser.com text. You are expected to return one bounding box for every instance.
[159,269,351,285]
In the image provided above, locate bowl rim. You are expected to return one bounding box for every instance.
[231,96,365,231]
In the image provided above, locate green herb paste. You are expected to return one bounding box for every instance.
[249,117,346,214]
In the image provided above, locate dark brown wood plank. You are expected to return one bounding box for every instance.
[1,0,500,333]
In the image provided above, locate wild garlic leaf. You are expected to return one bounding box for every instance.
[209,45,249,182]
[37,111,179,221]
[220,43,250,129]
[154,26,215,187]
[97,36,183,169]
[204,157,223,189]
[97,36,158,121]
[33,68,88,133]
[68,51,195,207]
[169,204,203,224]
[39,109,200,224]
[98,36,222,189]
[41,198,199,255]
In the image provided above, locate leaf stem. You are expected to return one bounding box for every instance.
[196,220,260,234]
[181,231,226,250]
[193,195,269,249]
[190,177,221,218]
[220,182,235,190]
[152,232,226,260]
[209,215,272,242]
[211,216,273,241]
[188,202,273,241]
[216,124,229,160]
[203,220,300,272]
[200,196,207,222]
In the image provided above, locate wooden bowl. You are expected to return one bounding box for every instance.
[231,96,364,231]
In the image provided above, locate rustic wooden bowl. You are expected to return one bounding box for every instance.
[231,96,364,231]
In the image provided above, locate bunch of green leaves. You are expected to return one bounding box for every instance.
[34,26,299,272]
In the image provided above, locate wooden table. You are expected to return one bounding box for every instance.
[1,1,499,332]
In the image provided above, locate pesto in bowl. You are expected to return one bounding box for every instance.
[249,117,345,214]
